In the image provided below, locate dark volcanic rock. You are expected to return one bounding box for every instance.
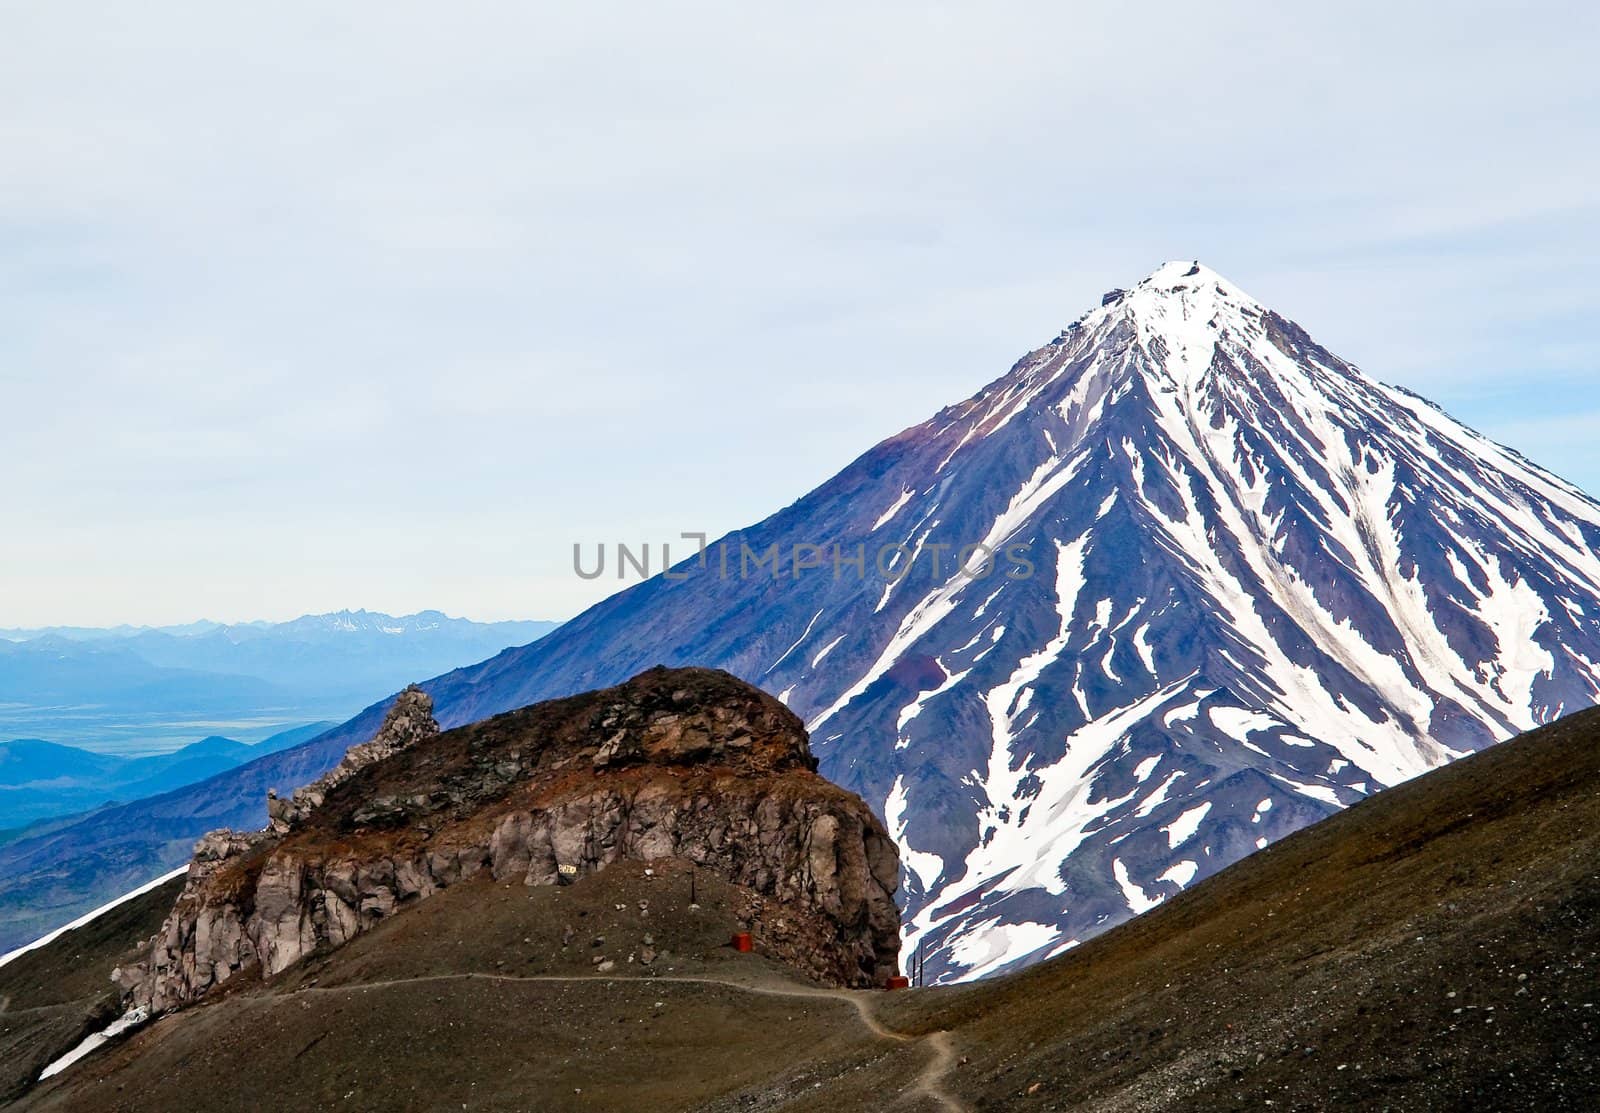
[124,668,900,1013]
[266,684,439,833]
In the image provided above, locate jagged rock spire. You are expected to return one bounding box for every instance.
[267,684,439,833]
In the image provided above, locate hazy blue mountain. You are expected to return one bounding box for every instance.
[0,611,558,755]
[0,638,290,711]
[245,721,339,756]
[110,610,559,702]
[0,724,331,830]
[0,621,227,641]
[0,741,125,787]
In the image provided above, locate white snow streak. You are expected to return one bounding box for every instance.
[1112,859,1163,914]
[1162,802,1212,849]
[873,488,916,531]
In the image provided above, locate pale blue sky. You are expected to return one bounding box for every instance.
[2,1,1597,626]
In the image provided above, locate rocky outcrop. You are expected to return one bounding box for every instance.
[267,684,438,833]
[122,668,900,1013]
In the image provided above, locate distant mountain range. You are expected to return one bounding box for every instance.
[0,610,545,643]
[0,610,558,755]
[0,621,237,641]
[0,725,332,830]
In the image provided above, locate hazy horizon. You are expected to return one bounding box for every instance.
[0,608,562,632]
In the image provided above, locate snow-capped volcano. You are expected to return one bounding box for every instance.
[32,261,1600,984]
[705,258,1600,979]
[422,260,1600,980]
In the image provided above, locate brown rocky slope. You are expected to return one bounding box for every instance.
[119,667,901,1015]
[0,877,182,1105]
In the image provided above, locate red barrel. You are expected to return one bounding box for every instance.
[885,975,910,990]
[731,932,753,952]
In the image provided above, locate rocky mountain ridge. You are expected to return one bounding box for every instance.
[117,668,900,1014]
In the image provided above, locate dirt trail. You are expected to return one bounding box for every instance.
[295,971,967,1111]
[911,1029,962,1112]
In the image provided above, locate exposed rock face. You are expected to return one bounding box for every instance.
[125,668,900,1014]
[267,684,439,833]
